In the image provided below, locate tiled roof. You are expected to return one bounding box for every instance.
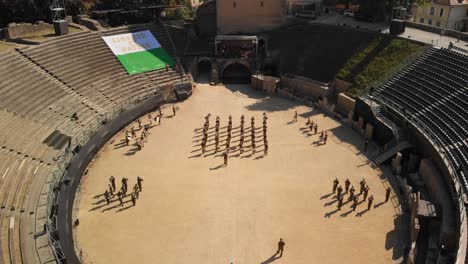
[434,0,468,6]
[450,0,468,5]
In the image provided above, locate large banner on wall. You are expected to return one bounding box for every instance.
[102,30,175,75]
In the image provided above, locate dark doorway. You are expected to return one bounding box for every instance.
[197,60,211,83]
[223,63,251,84]
[258,39,266,58]
[263,63,278,77]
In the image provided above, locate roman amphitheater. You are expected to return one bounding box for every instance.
[0,5,467,264]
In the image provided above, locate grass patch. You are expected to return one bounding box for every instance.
[339,38,424,98]
[19,26,83,41]
[336,37,382,80]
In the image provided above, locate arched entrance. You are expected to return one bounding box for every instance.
[197,60,211,82]
[222,63,251,84]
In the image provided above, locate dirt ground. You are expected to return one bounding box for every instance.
[75,82,402,264]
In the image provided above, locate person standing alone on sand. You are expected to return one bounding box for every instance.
[276,238,285,257]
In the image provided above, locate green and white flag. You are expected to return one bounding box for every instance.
[102,30,175,75]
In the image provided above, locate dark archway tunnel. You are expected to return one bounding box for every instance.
[222,63,251,84]
[197,60,211,82]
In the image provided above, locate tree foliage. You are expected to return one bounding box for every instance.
[162,0,194,20]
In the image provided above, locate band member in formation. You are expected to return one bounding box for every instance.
[345,178,350,193]
[348,186,355,202]
[195,113,271,162]
[110,176,116,191]
[336,185,343,199]
[337,195,343,210]
[368,195,374,210]
[104,190,110,204]
[223,151,228,166]
[252,139,256,154]
[108,184,114,197]
[332,178,339,194]
[239,135,244,154]
[363,185,370,201]
[137,176,143,192]
[328,178,383,214]
[133,184,139,198]
[117,191,123,206]
[352,197,358,211]
[359,179,366,195]
[263,113,268,156]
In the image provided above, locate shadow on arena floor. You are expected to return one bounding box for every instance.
[244,96,302,112]
[386,215,405,261]
[260,252,282,264]
[328,124,379,169]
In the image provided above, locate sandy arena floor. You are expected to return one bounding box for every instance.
[76,82,402,264]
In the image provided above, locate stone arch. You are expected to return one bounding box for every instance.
[197,56,212,64]
[220,59,251,77]
[221,60,252,84]
[196,57,213,82]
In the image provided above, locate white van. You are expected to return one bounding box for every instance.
[344,9,355,17]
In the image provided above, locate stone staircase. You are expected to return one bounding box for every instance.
[367,96,413,165]
[372,139,412,165]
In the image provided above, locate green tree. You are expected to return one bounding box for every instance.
[164,0,194,19]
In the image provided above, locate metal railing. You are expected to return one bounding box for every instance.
[373,96,467,263]
[42,82,190,263]
[370,97,401,141]
[411,115,467,263]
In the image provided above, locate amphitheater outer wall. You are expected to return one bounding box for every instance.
[406,114,461,250]
[336,93,355,117]
[74,15,104,31]
[378,103,464,262]
[56,91,175,264]
[355,98,466,262]
[405,22,468,42]
[334,78,352,94]
[4,21,53,39]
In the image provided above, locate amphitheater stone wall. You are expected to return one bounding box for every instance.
[251,75,279,93]
[3,21,53,39]
[397,111,463,256]
[336,93,355,117]
[419,159,458,250]
[334,78,352,94]
[280,75,327,98]
[57,89,177,262]
[217,0,285,34]
[75,15,104,31]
